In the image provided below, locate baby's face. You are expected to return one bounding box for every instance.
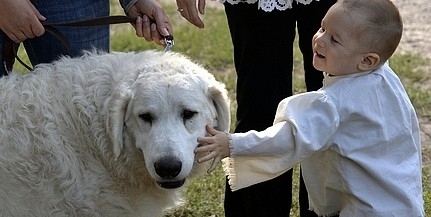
[312,4,370,76]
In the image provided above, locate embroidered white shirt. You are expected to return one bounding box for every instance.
[219,0,317,12]
[223,63,425,216]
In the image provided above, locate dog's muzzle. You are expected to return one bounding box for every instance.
[154,156,185,189]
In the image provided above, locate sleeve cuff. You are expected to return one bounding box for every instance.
[119,0,139,14]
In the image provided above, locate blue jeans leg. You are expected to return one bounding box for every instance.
[25,0,110,65]
[0,0,110,76]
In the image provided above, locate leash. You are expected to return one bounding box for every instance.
[2,15,174,75]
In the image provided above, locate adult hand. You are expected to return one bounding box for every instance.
[0,0,46,43]
[126,0,173,46]
[176,0,206,28]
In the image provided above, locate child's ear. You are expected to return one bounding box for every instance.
[358,53,380,71]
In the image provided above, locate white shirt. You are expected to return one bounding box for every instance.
[224,63,425,216]
[219,0,317,12]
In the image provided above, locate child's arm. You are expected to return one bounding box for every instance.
[195,125,231,173]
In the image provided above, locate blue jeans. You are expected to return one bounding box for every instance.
[0,0,110,76]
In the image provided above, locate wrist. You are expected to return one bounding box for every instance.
[121,0,139,14]
[225,131,233,157]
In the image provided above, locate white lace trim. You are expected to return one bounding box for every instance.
[219,0,317,12]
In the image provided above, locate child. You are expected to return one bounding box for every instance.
[195,0,425,216]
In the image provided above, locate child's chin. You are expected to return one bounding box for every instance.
[312,60,324,72]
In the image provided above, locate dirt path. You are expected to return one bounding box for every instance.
[392,0,431,165]
[394,0,431,59]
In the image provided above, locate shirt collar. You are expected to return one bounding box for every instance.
[323,70,372,86]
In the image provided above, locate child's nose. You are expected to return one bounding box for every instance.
[314,35,325,48]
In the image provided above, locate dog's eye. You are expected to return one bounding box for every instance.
[182,109,197,120]
[139,113,153,123]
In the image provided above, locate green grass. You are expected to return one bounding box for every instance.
[390,54,431,118]
[109,3,430,216]
[110,3,233,71]
[13,1,431,216]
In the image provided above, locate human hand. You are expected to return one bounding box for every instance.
[176,0,206,28]
[126,0,172,46]
[196,125,231,173]
[0,0,46,43]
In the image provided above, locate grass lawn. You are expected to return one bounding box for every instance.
[13,1,430,216]
[108,3,430,216]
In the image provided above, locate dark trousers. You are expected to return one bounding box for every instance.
[224,0,336,216]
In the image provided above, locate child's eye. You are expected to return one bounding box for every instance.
[318,27,325,33]
[331,36,339,44]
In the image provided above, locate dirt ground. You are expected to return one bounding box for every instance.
[392,0,431,166]
[394,0,431,59]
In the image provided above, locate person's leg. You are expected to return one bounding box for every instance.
[296,0,336,92]
[23,0,110,66]
[225,3,295,133]
[296,1,336,216]
[224,3,296,216]
[0,32,9,76]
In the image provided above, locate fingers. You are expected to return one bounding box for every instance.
[0,0,45,43]
[144,1,172,40]
[195,138,218,165]
[30,22,45,38]
[135,16,144,39]
[198,0,206,15]
[135,15,164,45]
[5,21,44,43]
[206,125,222,136]
[195,125,232,173]
[127,0,172,46]
[151,23,165,45]
[135,15,151,41]
[197,149,218,163]
[207,157,222,174]
[195,147,221,174]
[30,1,46,22]
[151,9,171,38]
[5,31,26,43]
[197,135,212,145]
[30,3,46,37]
[176,0,205,28]
[195,143,212,153]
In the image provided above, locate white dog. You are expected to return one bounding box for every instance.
[0,50,230,216]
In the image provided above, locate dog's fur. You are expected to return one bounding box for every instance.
[0,50,230,216]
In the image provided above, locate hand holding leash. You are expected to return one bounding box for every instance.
[163,35,174,52]
[126,0,173,46]
[0,0,46,43]
[2,15,175,74]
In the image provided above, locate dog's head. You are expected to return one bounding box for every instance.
[104,51,230,189]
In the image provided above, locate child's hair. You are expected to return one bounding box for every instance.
[339,0,403,63]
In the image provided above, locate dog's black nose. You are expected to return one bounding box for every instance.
[154,156,182,179]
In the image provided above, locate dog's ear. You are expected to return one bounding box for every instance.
[105,86,133,160]
[208,83,231,132]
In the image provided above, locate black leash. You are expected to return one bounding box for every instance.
[2,15,173,75]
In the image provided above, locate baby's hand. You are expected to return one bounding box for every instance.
[195,125,231,173]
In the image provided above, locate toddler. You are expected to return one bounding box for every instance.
[195,0,425,216]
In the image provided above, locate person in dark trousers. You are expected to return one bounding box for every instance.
[175,0,336,215]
